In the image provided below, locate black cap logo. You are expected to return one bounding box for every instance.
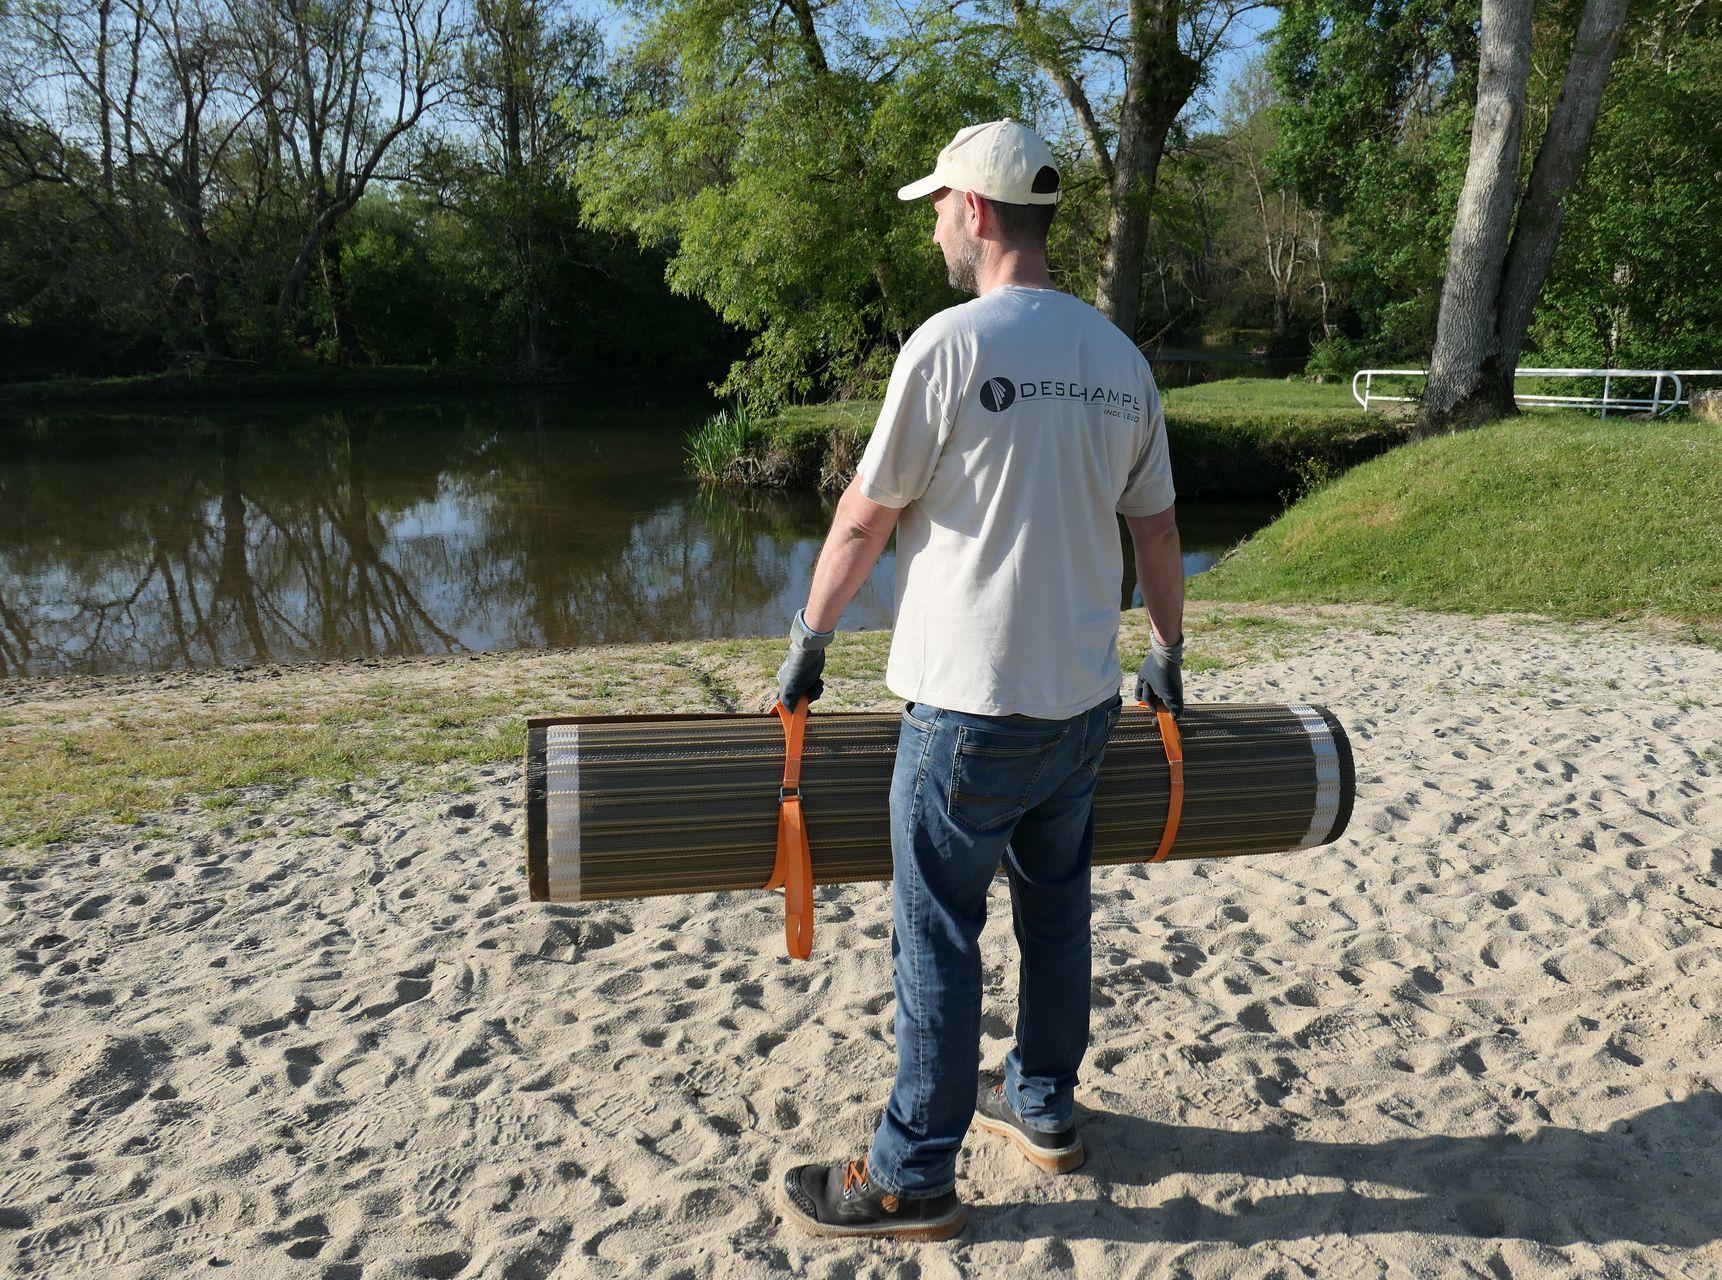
[979,377,1016,412]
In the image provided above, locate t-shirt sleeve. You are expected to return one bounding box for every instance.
[854,339,951,509]
[1115,381,1176,517]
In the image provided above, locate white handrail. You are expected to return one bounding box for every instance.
[1351,367,1720,417]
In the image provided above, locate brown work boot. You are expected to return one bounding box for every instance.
[972,1078,1086,1174]
[777,1156,966,1240]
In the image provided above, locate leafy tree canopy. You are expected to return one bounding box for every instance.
[1530,19,1722,368]
[573,0,1049,404]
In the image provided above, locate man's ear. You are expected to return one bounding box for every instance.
[963,190,987,238]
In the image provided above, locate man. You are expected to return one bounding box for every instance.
[772,119,1186,1240]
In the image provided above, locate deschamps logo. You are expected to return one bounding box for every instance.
[979,376,1017,412]
[976,376,1142,421]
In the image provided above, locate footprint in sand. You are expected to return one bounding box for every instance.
[354,973,434,1021]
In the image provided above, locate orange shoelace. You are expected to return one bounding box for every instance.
[842,1157,869,1195]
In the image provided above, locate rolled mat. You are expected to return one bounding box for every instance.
[524,703,1354,909]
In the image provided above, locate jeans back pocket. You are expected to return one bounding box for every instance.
[948,722,1069,832]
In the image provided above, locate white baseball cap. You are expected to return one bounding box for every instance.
[897,119,1062,206]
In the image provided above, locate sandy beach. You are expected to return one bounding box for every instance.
[3,604,1720,1278]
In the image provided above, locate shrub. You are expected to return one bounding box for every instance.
[686,402,757,483]
[1303,336,1386,385]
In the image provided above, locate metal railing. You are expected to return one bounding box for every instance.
[1351,367,1722,417]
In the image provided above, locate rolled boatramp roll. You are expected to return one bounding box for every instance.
[525,703,1354,905]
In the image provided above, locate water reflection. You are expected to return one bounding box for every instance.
[0,398,1278,679]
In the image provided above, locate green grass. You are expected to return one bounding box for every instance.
[761,377,1372,435]
[759,399,879,441]
[764,400,877,454]
[1191,412,1722,644]
[0,609,1327,851]
[0,681,538,850]
[1162,379,1367,414]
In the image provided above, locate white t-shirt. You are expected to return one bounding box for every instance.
[855,284,1175,719]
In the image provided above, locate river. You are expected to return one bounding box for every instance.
[0,395,1280,678]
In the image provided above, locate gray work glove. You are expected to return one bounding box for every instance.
[1135,631,1185,718]
[776,609,835,709]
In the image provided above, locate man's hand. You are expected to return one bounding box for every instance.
[1124,506,1185,718]
[778,478,899,710]
[777,610,834,709]
[1135,631,1184,718]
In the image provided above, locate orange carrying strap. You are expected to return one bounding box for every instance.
[1137,701,1185,863]
[765,697,815,959]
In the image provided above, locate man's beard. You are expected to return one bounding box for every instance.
[945,232,984,295]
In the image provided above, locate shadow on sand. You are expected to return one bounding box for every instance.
[974,1091,1722,1248]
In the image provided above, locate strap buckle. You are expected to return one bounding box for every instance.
[779,784,800,802]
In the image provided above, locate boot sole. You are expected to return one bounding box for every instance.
[973,1113,1087,1175]
[776,1181,967,1241]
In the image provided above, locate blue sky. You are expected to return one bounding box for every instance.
[1192,5,1280,122]
[583,0,1280,134]
[592,0,1281,112]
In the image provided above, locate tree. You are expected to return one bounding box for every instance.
[0,0,269,359]
[1002,0,1264,340]
[438,0,601,372]
[1134,134,1223,342]
[1420,0,1536,428]
[244,0,461,354]
[576,0,1041,403]
[1218,56,1312,346]
[1267,0,1482,359]
[1419,0,1629,432]
[1528,12,1722,369]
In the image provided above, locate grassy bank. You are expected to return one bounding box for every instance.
[687,400,877,492]
[0,608,1323,852]
[0,364,555,410]
[1158,379,1410,495]
[690,378,1409,497]
[1192,412,1722,645]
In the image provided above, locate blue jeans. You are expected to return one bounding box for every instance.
[865,692,1124,1197]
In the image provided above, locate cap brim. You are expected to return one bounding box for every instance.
[896,173,945,201]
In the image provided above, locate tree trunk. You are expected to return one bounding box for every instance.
[499,29,547,376]
[1307,215,1337,338]
[176,198,231,361]
[1491,0,1628,394]
[517,226,545,372]
[1093,0,1198,341]
[96,0,114,197]
[320,233,362,363]
[190,251,229,361]
[1418,0,1535,435]
[784,0,829,75]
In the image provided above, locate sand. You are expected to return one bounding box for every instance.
[2,605,1720,1278]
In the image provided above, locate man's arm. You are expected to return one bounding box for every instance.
[1124,504,1183,646]
[802,475,902,631]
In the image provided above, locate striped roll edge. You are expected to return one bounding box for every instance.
[1311,705,1356,847]
[526,710,760,902]
[526,722,549,901]
[521,703,1358,902]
